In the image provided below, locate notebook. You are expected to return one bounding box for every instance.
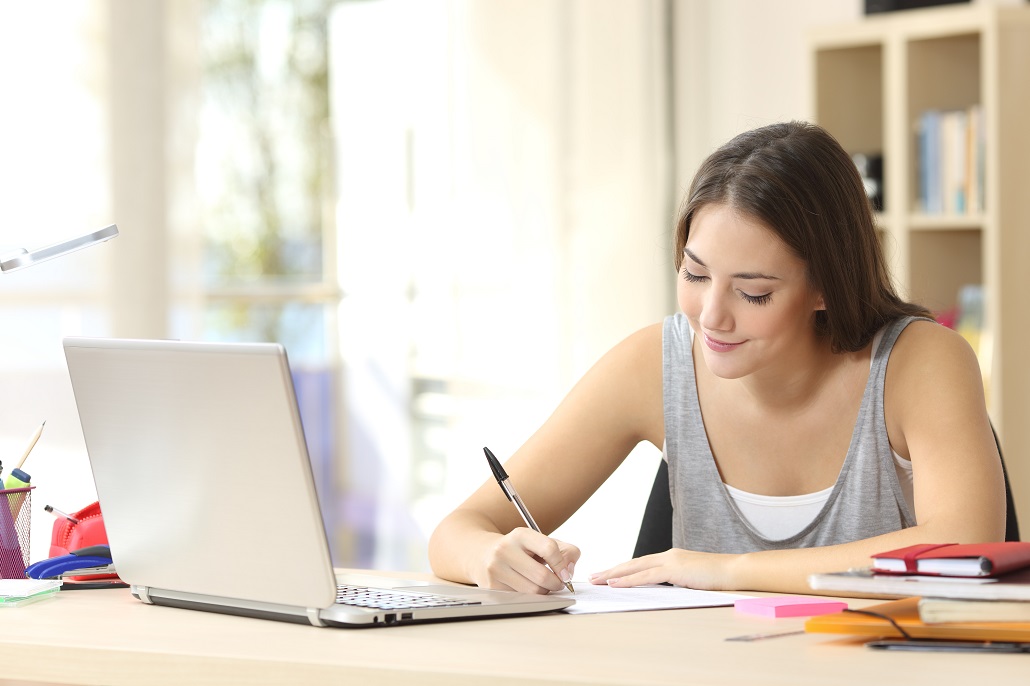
[62,337,573,627]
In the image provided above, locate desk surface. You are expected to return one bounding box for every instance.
[0,574,1025,686]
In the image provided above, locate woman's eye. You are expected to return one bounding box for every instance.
[683,267,772,306]
[681,269,707,283]
[739,291,772,306]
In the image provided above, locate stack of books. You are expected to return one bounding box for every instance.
[806,542,1030,642]
[916,105,985,215]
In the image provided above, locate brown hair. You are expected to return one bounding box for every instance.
[674,121,931,353]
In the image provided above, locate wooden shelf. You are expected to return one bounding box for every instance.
[810,3,1030,527]
[907,213,985,230]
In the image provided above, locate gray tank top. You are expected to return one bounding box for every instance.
[663,313,922,553]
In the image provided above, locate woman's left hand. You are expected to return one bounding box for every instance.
[589,549,740,591]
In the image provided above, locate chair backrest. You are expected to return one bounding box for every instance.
[632,458,674,559]
[632,431,1020,558]
[993,426,1021,543]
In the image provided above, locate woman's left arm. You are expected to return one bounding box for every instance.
[593,322,1007,594]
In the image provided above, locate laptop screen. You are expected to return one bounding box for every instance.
[63,338,338,608]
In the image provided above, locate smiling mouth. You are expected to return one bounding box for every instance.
[703,333,744,352]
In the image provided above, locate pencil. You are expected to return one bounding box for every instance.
[15,421,45,471]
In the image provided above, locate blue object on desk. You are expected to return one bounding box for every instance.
[25,545,115,580]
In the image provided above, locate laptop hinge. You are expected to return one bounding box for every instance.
[306,607,326,627]
[133,585,154,604]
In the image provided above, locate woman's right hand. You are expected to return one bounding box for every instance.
[471,528,580,594]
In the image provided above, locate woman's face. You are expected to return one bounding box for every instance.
[677,203,825,380]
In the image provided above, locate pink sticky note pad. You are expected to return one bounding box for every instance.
[734,596,847,618]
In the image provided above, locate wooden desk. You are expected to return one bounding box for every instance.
[0,579,1025,685]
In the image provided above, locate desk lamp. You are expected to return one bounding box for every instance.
[0,223,119,490]
[0,224,119,273]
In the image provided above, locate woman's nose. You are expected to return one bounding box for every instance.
[698,287,734,333]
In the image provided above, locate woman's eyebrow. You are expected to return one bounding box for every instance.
[683,247,781,281]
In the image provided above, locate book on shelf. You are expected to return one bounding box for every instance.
[871,542,1030,577]
[918,597,1030,624]
[918,109,940,213]
[916,105,985,215]
[942,108,965,213]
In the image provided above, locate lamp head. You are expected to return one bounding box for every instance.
[0,224,119,273]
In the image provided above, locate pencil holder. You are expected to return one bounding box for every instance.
[0,486,32,579]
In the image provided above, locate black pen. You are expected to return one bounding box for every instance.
[483,447,574,593]
[867,639,1030,653]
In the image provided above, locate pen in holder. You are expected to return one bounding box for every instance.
[0,486,33,579]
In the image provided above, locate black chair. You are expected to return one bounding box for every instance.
[632,428,1020,558]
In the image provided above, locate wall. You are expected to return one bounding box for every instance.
[673,0,863,190]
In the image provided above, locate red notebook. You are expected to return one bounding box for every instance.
[871,542,1030,577]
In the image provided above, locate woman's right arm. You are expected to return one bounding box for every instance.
[427,323,665,593]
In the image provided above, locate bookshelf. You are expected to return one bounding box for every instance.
[809,4,1030,525]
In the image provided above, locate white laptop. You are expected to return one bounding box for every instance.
[62,337,573,627]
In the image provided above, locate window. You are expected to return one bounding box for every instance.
[0,4,113,563]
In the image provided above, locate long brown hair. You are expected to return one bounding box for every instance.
[674,121,931,353]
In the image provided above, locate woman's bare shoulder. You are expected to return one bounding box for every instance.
[573,322,665,439]
[620,321,665,350]
[887,318,985,415]
[602,322,665,376]
[890,319,979,374]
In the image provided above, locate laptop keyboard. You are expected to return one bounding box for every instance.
[336,585,482,610]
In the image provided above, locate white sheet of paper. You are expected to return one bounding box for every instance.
[556,583,752,614]
[872,574,997,584]
[0,578,61,600]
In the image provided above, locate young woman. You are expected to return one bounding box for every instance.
[428,121,1006,595]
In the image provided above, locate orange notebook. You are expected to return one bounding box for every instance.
[805,597,1030,642]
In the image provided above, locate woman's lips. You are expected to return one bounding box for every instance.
[703,333,744,353]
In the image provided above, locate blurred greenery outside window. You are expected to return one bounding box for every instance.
[188,0,345,556]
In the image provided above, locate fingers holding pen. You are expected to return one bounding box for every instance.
[479,447,579,593]
[520,529,578,588]
[504,528,578,592]
[480,528,580,594]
